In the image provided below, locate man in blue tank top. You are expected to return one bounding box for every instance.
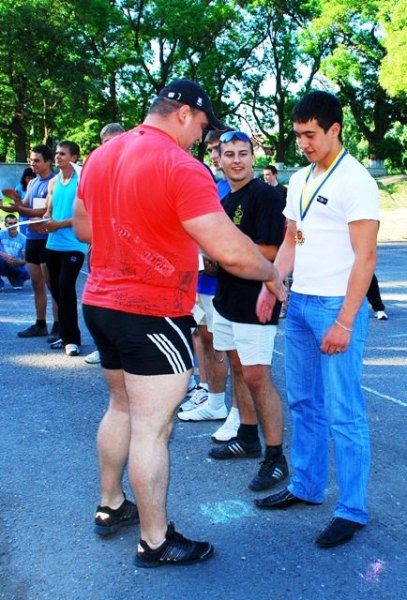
[36,141,87,357]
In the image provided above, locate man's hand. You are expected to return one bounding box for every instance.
[256,280,287,323]
[203,256,219,276]
[27,218,51,234]
[1,188,20,202]
[320,322,352,355]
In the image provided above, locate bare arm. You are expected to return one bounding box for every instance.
[1,183,46,218]
[72,196,92,243]
[320,219,378,354]
[182,211,286,301]
[256,219,296,323]
[257,244,279,262]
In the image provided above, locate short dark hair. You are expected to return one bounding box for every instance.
[57,140,80,159]
[31,144,54,163]
[5,214,18,223]
[264,164,278,175]
[291,91,343,135]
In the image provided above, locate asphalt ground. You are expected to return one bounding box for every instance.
[0,242,406,600]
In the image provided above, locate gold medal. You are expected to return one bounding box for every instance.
[295,229,305,244]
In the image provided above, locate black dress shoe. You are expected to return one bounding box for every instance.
[315,517,365,548]
[255,487,321,509]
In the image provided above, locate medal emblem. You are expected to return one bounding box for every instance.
[295,229,305,244]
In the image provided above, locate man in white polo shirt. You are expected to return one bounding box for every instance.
[255,91,379,549]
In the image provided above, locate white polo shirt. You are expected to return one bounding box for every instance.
[284,152,379,296]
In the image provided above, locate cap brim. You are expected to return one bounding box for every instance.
[206,113,227,131]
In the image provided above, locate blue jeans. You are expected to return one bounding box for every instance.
[285,292,370,524]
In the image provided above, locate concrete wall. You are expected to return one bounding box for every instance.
[0,163,31,193]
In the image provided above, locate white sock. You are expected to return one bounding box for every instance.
[207,392,225,410]
[228,406,240,420]
[198,382,209,391]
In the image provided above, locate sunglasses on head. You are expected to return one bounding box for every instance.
[219,131,251,143]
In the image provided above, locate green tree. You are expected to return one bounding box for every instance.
[238,0,329,164]
[0,0,102,160]
[309,0,407,163]
[378,0,407,98]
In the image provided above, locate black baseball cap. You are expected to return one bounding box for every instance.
[158,78,225,130]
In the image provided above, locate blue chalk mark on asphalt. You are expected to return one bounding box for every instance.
[200,500,255,524]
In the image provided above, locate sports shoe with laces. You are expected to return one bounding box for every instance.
[178,386,208,412]
[208,438,261,460]
[178,402,228,422]
[50,338,64,350]
[65,343,80,356]
[211,409,240,442]
[375,310,388,320]
[248,454,289,491]
[135,521,213,568]
[17,323,48,338]
[94,497,139,536]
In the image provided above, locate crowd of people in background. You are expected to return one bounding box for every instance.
[0,80,391,567]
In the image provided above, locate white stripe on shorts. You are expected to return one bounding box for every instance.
[165,317,194,364]
[147,333,186,373]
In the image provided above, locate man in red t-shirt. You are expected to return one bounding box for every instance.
[74,79,286,568]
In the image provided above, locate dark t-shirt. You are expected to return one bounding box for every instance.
[213,178,285,325]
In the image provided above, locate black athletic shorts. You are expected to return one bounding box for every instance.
[25,239,47,265]
[83,305,195,376]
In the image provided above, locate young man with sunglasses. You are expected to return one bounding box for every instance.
[73,80,286,568]
[255,91,379,549]
[208,131,289,494]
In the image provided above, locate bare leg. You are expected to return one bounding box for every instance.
[98,368,131,508]
[192,328,207,384]
[28,262,47,320]
[125,370,190,546]
[199,324,228,394]
[242,364,283,446]
[228,350,256,422]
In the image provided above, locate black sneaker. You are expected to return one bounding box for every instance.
[135,522,213,568]
[47,322,60,344]
[208,438,261,460]
[50,338,64,350]
[248,455,289,491]
[94,497,139,536]
[17,324,48,338]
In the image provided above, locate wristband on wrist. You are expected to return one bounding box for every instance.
[334,319,352,333]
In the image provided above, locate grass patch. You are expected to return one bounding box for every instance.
[378,179,407,211]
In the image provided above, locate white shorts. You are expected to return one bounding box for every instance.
[193,293,215,332]
[212,307,277,366]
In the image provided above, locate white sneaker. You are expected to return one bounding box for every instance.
[178,403,228,422]
[211,410,240,442]
[65,344,80,356]
[85,350,101,364]
[375,311,388,320]
[179,386,208,412]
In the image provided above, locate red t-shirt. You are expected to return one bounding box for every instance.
[78,125,223,317]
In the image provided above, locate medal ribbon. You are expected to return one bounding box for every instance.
[299,148,348,221]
